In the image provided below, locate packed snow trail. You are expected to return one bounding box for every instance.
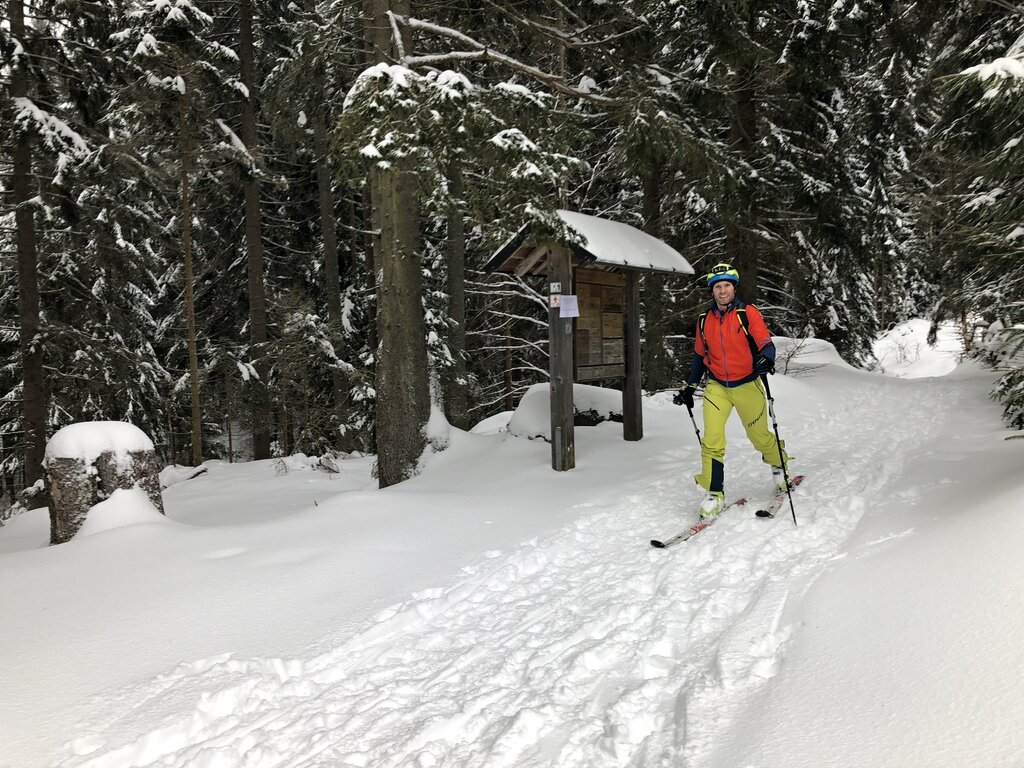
[60,370,947,768]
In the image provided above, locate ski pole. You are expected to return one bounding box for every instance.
[761,375,798,526]
[672,383,703,448]
[685,402,702,448]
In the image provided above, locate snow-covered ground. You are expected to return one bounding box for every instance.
[2,321,1022,768]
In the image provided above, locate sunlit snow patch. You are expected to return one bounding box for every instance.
[873,319,962,378]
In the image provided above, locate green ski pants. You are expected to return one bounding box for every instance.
[694,378,790,493]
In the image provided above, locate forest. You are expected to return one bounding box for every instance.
[1,0,1022,510]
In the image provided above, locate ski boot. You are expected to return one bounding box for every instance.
[699,490,726,519]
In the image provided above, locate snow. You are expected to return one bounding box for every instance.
[343,63,416,112]
[872,318,962,378]
[45,421,155,466]
[490,127,540,152]
[555,209,695,276]
[216,118,249,154]
[12,97,89,157]
[2,321,1024,768]
[962,56,1024,81]
[75,489,168,538]
[487,210,694,277]
[133,33,160,57]
[507,382,624,440]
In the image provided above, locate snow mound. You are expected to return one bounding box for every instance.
[470,411,513,435]
[75,488,170,538]
[276,453,329,473]
[774,337,855,369]
[507,383,622,440]
[159,464,209,490]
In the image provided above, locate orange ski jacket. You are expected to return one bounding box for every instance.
[689,301,775,387]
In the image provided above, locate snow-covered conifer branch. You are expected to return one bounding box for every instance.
[475,0,646,50]
[392,15,622,106]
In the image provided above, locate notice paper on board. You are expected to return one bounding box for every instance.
[559,294,579,318]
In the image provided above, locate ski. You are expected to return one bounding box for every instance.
[755,474,805,518]
[650,498,748,548]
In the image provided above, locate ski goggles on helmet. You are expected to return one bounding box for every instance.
[706,263,739,287]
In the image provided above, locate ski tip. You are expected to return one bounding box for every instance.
[650,539,666,548]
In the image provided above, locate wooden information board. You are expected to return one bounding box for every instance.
[575,269,625,381]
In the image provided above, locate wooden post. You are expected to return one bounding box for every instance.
[548,246,575,471]
[623,270,643,441]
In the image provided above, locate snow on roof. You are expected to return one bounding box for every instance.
[485,209,694,277]
[554,210,694,275]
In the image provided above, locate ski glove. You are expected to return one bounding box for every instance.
[754,354,775,376]
[673,386,695,409]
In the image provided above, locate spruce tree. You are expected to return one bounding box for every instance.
[934,6,1024,426]
[109,0,245,465]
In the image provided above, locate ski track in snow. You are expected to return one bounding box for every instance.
[59,377,952,768]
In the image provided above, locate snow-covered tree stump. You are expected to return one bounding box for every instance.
[45,422,165,545]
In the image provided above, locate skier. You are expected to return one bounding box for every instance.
[674,263,791,518]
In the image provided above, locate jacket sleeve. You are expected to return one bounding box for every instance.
[688,354,707,387]
[688,317,707,385]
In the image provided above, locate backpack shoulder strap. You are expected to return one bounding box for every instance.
[697,311,708,348]
[735,307,761,359]
[735,306,750,336]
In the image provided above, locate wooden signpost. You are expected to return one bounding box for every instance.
[484,210,693,472]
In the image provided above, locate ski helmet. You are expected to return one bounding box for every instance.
[706,263,739,287]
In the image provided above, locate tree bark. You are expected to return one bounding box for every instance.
[444,160,469,430]
[47,457,94,544]
[178,73,203,468]
[641,164,670,391]
[365,0,431,487]
[726,63,760,305]
[315,121,343,325]
[10,0,46,489]
[503,295,514,411]
[313,117,352,448]
[239,0,272,460]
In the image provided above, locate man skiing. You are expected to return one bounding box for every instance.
[674,263,791,518]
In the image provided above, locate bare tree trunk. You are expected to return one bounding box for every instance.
[302,368,311,453]
[239,0,272,460]
[503,295,514,411]
[313,117,352,448]
[314,118,343,327]
[166,405,176,465]
[444,160,469,429]
[726,63,760,305]
[178,76,203,468]
[365,0,430,487]
[279,383,290,457]
[10,0,46,489]
[641,164,670,390]
[224,371,234,462]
